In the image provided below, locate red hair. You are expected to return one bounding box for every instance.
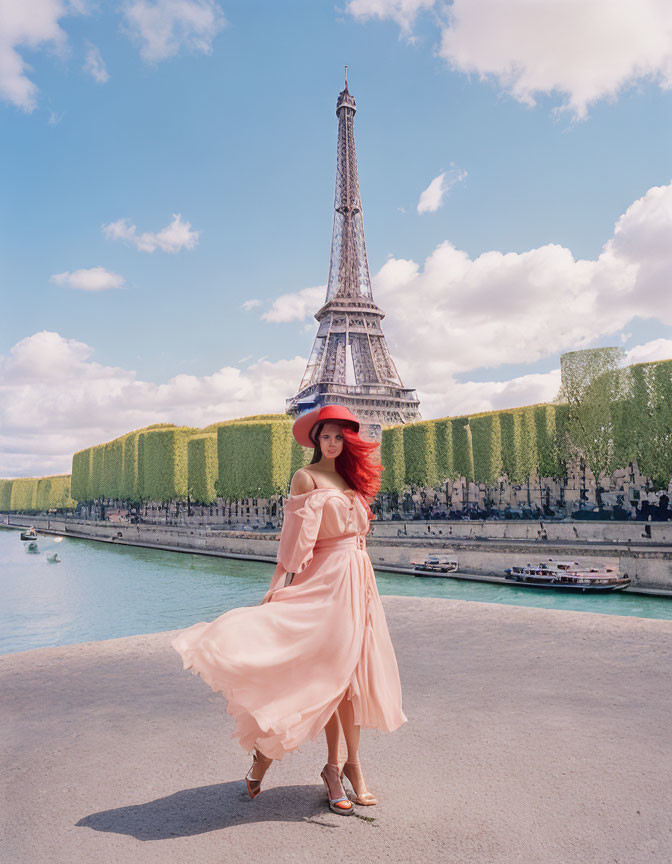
[311,421,383,514]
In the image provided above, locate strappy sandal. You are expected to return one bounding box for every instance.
[341,761,378,806]
[320,763,354,815]
[245,749,272,800]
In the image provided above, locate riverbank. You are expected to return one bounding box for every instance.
[2,596,670,863]
[3,515,672,595]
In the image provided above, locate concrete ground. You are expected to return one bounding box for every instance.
[1,596,671,864]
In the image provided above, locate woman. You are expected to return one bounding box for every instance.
[171,404,407,815]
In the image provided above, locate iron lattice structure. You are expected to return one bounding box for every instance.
[286,77,421,432]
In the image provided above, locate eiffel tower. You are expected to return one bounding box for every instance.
[286,72,421,437]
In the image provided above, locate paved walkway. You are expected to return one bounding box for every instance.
[2,597,671,863]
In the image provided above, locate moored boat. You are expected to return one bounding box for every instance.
[412,553,459,576]
[504,559,630,591]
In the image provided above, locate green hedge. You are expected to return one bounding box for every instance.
[290,433,313,476]
[9,477,38,511]
[104,437,124,500]
[202,414,287,433]
[71,448,92,502]
[470,412,503,485]
[627,360,672,489]
[50,475,76,509]
[216,420,294,500]
[0,475,76,512]
[534,405,559,477]
[20,359,672,510]
[122,432,138,500]
[187,434,218,504]
[403,421,438,487]
[380,425,405,493]
[137,426,200,502]
[433,418,454,480]
[90,444,105,501]
[0,479,13,510]
[451,417,474,481]
[36,477,52,510]
[499,406,538,485]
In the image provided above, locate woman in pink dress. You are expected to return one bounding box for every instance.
[171,404,407,815]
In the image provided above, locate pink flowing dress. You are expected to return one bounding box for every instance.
[171,487,407,760]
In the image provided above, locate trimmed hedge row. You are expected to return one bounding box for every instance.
[72,424,178,503]
[138,426,200,502]
[187,434,218,504]
[380,402,570,492]
[625,359,672,490]
[380,425,405,493]
[470,412,503,486]
[403,421,438,488]
[9,356,672,510]
[0,474,76,512]
[215,419,295,500]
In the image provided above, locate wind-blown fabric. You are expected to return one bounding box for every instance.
[171,487,407,760]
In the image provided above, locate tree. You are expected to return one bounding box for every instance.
[558,347,626,507]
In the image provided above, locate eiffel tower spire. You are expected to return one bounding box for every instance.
[286,74,421,434]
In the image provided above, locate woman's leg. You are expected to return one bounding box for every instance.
[322,709,354,811]
[336,694,360,761]
[323,708,342,764]
[248,748,273,781]
[337,695,377,803]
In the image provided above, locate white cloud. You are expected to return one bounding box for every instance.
[0,0,82,111]
[83,41,109,82]
[50,267,125,292]
[262,181,672,419]
[625,338,672,366]
[348,0,672,117]
[103,213,199,253]
[429,369,562,420]
[346,0,434,34]
[0,331,306,477]
[261,285,326,324]
[122,0,226,63]
[241,299,261,311]
[417,167,466,214]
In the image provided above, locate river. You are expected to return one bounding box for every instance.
[1,528,670,654]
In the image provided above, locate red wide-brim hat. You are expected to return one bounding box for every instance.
[292,404,360,448]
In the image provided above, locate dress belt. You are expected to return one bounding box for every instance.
[314,533,367,551]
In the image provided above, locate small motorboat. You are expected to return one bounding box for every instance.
[412,553,459,576]
[46,553,61,563]
[504,559,630,592]
[20,527,38,541]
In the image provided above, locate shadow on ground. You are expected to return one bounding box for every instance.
[76,781,369,840]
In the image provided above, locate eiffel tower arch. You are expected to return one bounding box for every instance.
[286,73,421,441]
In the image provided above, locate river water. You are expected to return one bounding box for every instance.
[1,528,670,655]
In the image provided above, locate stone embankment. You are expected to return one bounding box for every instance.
[3,513,672,594]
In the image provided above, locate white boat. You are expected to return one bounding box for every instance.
[504,559,630,592]
[412,554,459,576]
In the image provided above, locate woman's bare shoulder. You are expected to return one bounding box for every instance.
[289,467,316,496]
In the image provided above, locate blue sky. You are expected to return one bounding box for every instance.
[1,0,672,477]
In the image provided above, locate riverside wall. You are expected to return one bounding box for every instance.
[3,513,672,593]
